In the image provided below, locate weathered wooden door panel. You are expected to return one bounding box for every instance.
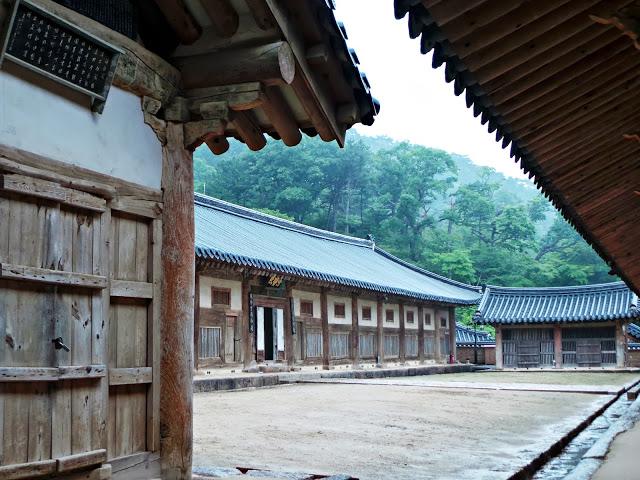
[107,212,159,460]
[0,181,108,477]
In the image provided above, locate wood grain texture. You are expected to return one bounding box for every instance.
[0,263,107,289]
[110,280,153,299]
[109,367,152,386]
[159,123,194,479]
[0,365,106,382]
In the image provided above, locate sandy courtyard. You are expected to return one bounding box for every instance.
[192,373,620,480]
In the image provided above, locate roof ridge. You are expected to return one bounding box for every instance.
[373,247,482,293]
[195,193,374,248]
[484,281,629,294]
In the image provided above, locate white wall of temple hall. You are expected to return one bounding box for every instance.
[382,303,400,327]
[357,298,378,326]
[437,309,450,329]
[292,289,321,318]
[423,307,436,330]
[199,276,242,310]
[327,295,352,325]
[0,67,162,188]
[404,305,419,330]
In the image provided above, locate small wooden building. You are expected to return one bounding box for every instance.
[455,323,495,365]
[194,195,482,370]
[0,1,377,478]
[627,323,640,367]
[474,282,637,369]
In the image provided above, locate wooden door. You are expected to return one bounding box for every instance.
[0,156,163,479]
[0,173,109,477]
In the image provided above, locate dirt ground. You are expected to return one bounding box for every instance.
[193,374,615,480]
[419,371,640,386]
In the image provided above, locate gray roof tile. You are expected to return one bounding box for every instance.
[456,322,495,346]
[475,283,639,325]
[194,194,482,305]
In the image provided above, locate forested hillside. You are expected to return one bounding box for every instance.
[194,134,613,288]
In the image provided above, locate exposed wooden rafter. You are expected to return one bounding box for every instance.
[201,0,239,38]
[153,0,202,45]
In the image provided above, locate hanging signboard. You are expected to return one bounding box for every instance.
[0,0,122,113]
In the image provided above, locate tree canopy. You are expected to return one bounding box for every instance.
[194,134,614,293]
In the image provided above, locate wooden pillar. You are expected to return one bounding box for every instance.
[553,325,562,368]
[417,305,425,364]
[194,273,200,371]
[434,308,442,362]
[285,283,294,367]
[495,326,503,369]
[351,293,360,368]
[616,321,626,367]
[449,307,456,363]
[242,274,252,368]
[160,122,194,480]
[376,297,384,367]
[399,302,406,364]
[321,287,330,370]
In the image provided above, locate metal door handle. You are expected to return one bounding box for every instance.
[52,337,70,352]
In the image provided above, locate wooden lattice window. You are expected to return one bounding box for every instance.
[334,302,346,318]
[362,306,372,321]
[385,309,394,323]
[300,300,314,316]
[211,287,231,306]
[424,313,432,326]
[200,327,221,358]
[440,316,448,328]
[406,310,415,324]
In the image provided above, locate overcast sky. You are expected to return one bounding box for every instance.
[335,0,527,180]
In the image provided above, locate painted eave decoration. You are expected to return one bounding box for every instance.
[473,281,640,325]
[394,0,640,295]
[194,193,482,306]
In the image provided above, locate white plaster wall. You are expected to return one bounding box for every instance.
[292,289,321,318]
[383,303,400,327]
[357,299,377,326]
[199,276,242,310]
[437,309,450,329]
[0,68,162,188]
[424,307,435,330]
[328,295,352,325]
[404,306,419,330]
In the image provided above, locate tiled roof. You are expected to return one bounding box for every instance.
[629,343,640,352]
[628,323,640,341]
[456,322,495,347]
[194,194,482,305]
[475,282,639,325]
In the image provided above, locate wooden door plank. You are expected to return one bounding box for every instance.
[27,383,51,462]
[0,174,106,212]
[3,384,29,464]
[0,365,106,381]
[0,196,9,262]
[146,218,162,452]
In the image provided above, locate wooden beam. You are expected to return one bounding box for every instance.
[399,302,406,364]
[417,305,425,363]
[351,293,360,368]
[230,110,267,151]
[262,86,302,146]
[153,0,202,44]
[321,288,330,370]
[0,263,108,289]
[185,82,266,111]
[265,0,344,145]
[246,0,277,30]
[57,449,107,473]
[285,284,294,366]
[0,365,106,382]
[194,274,200,371]
[376,297,384,366]
[205,135,230,155]
[179,41,295,89]
[184,119,226,150]
[111,280,154,299]
[448,307,456,362]
[0,173,106,212]
[242,275,252,368]
[0,460,56,479]
[109,367,153,386]
[290,73,335,141]
[160,123,194,479]
[201,0,239,38]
